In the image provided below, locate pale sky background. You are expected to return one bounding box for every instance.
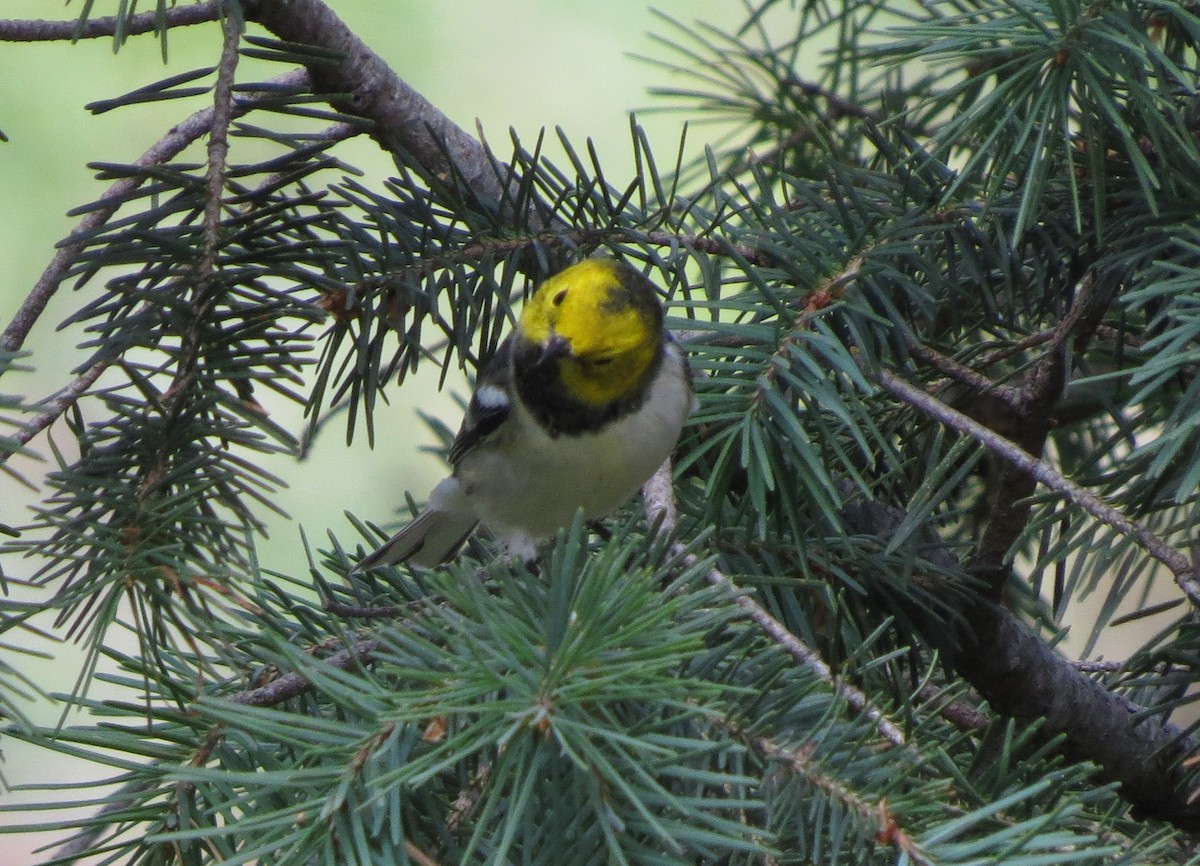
[0,2,751,862]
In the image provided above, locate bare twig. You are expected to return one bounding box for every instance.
[323,600,408,619]
[10,361,106,452]
[0,4,219,42]
[200,14,242,272]
[873,368,1200,608]
[642,229,776,268]
[226,638,380,705]
[1072,659,1124,674]
[640,462,907,748]
[640,459,680,536]
[916,684,990,733]
[907,340,1025,408]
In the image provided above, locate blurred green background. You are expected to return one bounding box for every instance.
[0,2,742,861]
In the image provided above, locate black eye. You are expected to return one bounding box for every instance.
[591,357,614,366]
[552,289,568,306]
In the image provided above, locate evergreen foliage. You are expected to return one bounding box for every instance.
[3,0,1200,863]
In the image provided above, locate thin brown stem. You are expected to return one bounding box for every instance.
[642,229,776,267]
[200,14,242,273]
[132,14,244,507]
[225,638,380,705]
[323,600,408,619]
[973,328,1058,369]
[916,684,990,733]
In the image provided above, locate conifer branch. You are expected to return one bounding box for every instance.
[2,68,313,475]
[873,368,1200,608]
[642,229,776,267]
[966,275,1101,592]
[839,444,1200,829]
[955,598,1200,829]
[129,13,244,514]
[242,0,511,219]
[744,730,934,865]
[641,462,908,748]
[705,558,909,748]
[7,0,1200,858]
[4,0,544,358]
[0,69,309,357]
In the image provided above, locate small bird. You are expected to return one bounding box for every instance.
[352,257,694,571]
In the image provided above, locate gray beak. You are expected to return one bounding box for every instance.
[538,334,572,365]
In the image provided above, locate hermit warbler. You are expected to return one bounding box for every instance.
[353,257,694,571]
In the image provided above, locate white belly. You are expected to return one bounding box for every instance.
[456,346,691,551]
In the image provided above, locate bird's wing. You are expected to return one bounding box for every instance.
[448,336,514,466]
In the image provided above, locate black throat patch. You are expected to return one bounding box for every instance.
[512,340,664,436]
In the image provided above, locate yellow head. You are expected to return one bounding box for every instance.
[517,258,664,408]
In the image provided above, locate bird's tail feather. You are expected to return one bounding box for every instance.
[352,506,478,572]
[352,478,477,572]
